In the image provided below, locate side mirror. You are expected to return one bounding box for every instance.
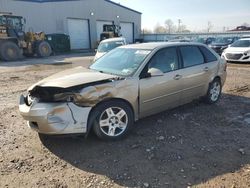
[148,68,164,77]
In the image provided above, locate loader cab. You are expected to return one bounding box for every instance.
[100,24,121,41]
[0,14,25,38]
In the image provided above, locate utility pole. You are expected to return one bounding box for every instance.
[178,19,182,33]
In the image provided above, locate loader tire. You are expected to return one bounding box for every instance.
[0,41,21,61]
[36,41,52,57]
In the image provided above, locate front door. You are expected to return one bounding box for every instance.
[139,47,183,118]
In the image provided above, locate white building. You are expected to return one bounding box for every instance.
[0,0,141,49]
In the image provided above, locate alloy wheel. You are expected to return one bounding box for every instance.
[99,107,128,137]
[210,81,221,102]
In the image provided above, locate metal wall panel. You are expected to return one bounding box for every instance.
[120,22,133,43]
[67,18,90,49]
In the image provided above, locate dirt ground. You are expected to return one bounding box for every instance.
[0,54,250,188]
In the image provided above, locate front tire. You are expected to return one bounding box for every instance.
[92,101,134,141]
[36,41,52,57]
[205,78,222,104]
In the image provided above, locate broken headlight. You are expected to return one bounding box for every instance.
[26,93,35,106]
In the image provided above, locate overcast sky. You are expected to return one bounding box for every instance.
[111,0,250,32]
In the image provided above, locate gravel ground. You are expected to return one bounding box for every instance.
[0,55,250,188]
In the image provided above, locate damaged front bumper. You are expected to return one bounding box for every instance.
[19,95,92,135]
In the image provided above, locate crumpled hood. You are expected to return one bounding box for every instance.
[29,66,115,90]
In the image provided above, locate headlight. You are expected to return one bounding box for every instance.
[27,93,35,106]
[243,50,250,55]
[0,29,6,33]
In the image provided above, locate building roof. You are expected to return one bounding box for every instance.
[104,0,141,14]
[15,0,142,14]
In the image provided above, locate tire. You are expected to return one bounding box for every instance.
[0,41,21,61]
[204,78,222,104]
[36,41,52,57]
[92,100,134,141]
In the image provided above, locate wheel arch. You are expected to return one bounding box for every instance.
[210,75,221,84]
[207,75,221,92]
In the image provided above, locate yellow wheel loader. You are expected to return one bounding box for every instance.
[0,13,52,61]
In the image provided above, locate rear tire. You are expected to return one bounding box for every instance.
[92,100,134,141]
[204,78,222,104]
[0,41,21,61]
[36,41,52,57]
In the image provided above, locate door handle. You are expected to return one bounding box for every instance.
[203,67,209,72]
[174,74,182,80]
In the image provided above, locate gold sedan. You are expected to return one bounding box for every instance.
[19,42,227,140]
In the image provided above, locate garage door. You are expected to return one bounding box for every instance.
[120,22,133,44]
[96,21,113,42]
[67,19,90,49]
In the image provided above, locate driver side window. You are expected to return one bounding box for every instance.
[148,47,179,73]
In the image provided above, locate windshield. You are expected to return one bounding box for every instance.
[97,41,124,53]
[0,16,22,30]
[0,16,6,25]
[213,37,233,44]
[90,48,152,76]
[231,40,250,47]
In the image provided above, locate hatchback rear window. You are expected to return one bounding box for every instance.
[199,46,217,63]
[180,46,204,68]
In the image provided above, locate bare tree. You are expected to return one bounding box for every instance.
[207,21,213,32]
[179,24,188,33]
[164,19,174,33]
[222,26,226,32]
[142,28,153,34]
[154,23,167,34]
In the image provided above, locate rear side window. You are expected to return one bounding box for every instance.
[180,46,204,68]
[199,46,217,62]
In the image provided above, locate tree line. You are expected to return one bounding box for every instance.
[143,19,250,34]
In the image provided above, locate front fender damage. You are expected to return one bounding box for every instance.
[27,78,138,135]
[28,77,139,107]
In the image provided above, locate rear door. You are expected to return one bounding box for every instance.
[179,45,218,104]
[139,47,183,118]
